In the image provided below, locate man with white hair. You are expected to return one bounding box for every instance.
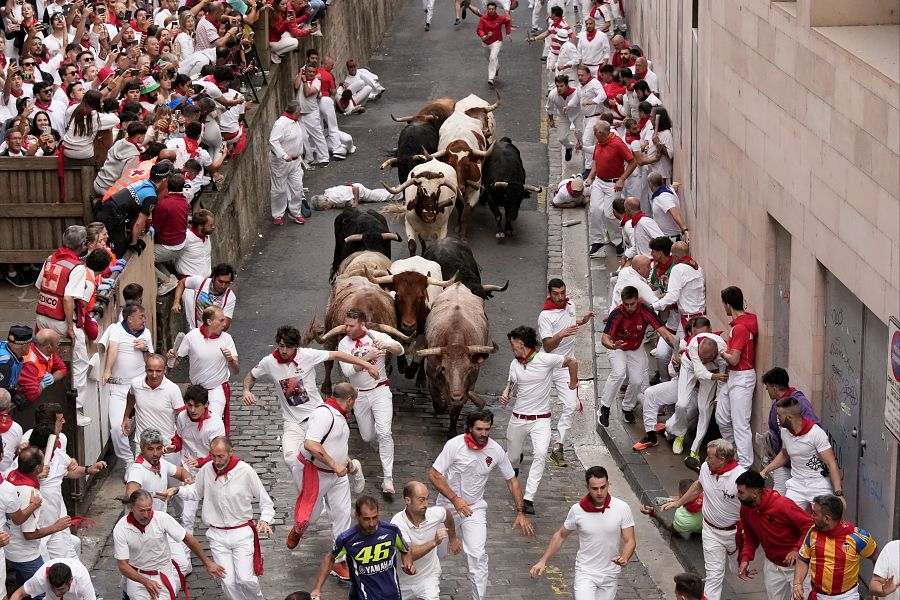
[550,175,587,208]
[309,183,397,210]
[584,120,637,257]
[268,101,307,226]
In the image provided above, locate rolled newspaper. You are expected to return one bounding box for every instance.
[43,433,57,465]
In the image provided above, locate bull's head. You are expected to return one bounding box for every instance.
[415,342,498,404]
[343,231,403,244]
[367,270,458,333]
[491,181,543,223]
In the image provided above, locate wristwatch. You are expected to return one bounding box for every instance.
[834,490,844,497]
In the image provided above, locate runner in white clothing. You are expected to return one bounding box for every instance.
[501,326,578,514]
[309,183,396,210]
[123,355,184,464]
[10,557,96,600]
[538,279,594,467]
[337,308,405,494]
[530,466,636,600]
[429,409,534,600]
[662,440,747,600]
[242,325,378,491]
[171,264,237,331]
[114,489,224,600]
[576,17,611,75]
[546,75,582,163]
[390,480,462,600]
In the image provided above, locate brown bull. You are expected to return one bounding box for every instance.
[390,98,456,128]
[415,282,497,435]
[306,275,411,393]
[337,251,392,278]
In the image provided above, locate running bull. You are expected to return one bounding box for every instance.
[481,137,543,241]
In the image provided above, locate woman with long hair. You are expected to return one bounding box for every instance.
[62,89,120,159]
[651,106,674,184]
[29,110,61,140]
[174,12,196,60]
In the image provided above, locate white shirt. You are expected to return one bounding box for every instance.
[653,263,706,315]
[563,496,635,575]
[181,276,237,330]
[576,30,611,66]
[129,376,184,443]
[296,77,321,114]
[636,68,659,93]
[301,403,350,467]
[0,479,19,544]
[24,557,96,600]
[33,446,69,526]
[550,178,584,207]
[780,424,833,483]
[174,410,225,466]
[624,215,666,259]
[390,506,448,586]
[127,457,179,512]
[251,348,331,423]
[609,266,657,312]
[432,435,515,507]
[175,229,212,278]
[873,540,900,600]
[6,482,42,562]
[337,329,401,390]
[105,322,154,380]
[177,328,237,390]
[682,332,727,380]
[113,510,185,571]
[577,76,607,118]
[545,87,580,119]
[507,352,565,415]
[654,128,674,181]
[0,420,23,472]
[166,137,212,170]
[178,459,275,527]
[219,90,245,135]
[323,184,360,207]
[269,115,305,160]
[556,41,579,72]
[697,462,745,529]
[538,300,578,357]
[650,188,681,236]
[174,31,195,59]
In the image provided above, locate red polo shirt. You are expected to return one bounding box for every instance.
[603,303,663,351]
[317,67,336,97]
[739,489,814,567]
[592,133,634,180]
[727,312,758,371]
[153,192,189,246]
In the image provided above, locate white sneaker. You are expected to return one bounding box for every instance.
[349,459,365,494]
[349,145,357,154]
[382,477,395,495]
[596,246,608,258]
[157,275,178,296]
[270,53,282,64]
[77,410,92,426]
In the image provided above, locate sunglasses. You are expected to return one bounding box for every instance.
[22,62,35,66]
[82,57,94,62]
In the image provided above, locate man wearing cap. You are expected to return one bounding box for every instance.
[476,2,512,86]
[550,175,587,208]
[268,101,307,226]
[0,325,32,408]
[95,160,172,258]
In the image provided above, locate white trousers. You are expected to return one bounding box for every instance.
[785,477,833,511]
[451,501,489,600]
[690,375,722,455]
[484,41,502,81]
[354,386,395,479]
[283,419,309,491]
[206,526,265,600]
[642,379,678,432]
[357,68,382,92]
[531,0,546,29]
[351,85,374,106]
[36,315,87,409]
[308,471,353,542]
[269,31,299,56]
[553,112,581,150]
[401,576,440,600]
[181,464,200,534]
[588,179,622,246]
[573,569,618,600]
[207,383,227,425]
[319,97,353,155]
[715,369,756,467]
[42,530,79,560]
[551,366,580,445]
[422,0,435,23]
[125,565,181,600]
[300,111,329,164]
[764,558,810,600]
[655,335,673,381]
[701,525,738,600]
[664,363,703,437]
[546,52,559,90]
[169,538,192,576]
[108,382,135,472]
[811,586,859,600]
[506,416,551,501]
[582,116,599,170]
[269,156,304,219]
[599,348,647,411]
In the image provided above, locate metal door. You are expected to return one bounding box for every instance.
[823,272,863,511]
[772,221,791,367]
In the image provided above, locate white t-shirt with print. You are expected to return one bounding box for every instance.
[250,348,331,423]
[780,423,832,483]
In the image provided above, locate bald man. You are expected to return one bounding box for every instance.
[622,197,665,259]
[633,57,658,94]
[609,255,657,313]
[585,120,637,257]
[652,242,706,333]
[17,329,67,403]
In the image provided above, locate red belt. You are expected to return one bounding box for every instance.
[358,379,391,393]
[703,518,737,531]
[209,521,264,576]
[512,412,551,420]
[135,560,189,600]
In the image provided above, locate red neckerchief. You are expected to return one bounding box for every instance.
[127,511,153,533]
[585,30,597,42]
[516,349,537,367]
[779,387,797,400]
[565,181,574,196]
[126,137,142,154]
[184,137,200,157]
[190,226,207,242]
[787,417,816,437]
[7,469,40,489]
[189,408,211,430]
[204,14,220,28]
[135,455,161,476]
[625,131,640,144]
[464,433,488,450]
[280,112,298,121]
[634,68,647,80]
[271,349,298,365]
[638,116,651,131]
[684,494,703,514]
[559,87,576,98]
[542,297,569,311]
[818,520,856,540]
[630,210,648,227]
[199,325,220,340]
[0,414,13,434]
[709,460,739,476]
[579,493,612,513]
[652,256,674,281]
[34,100,52,110]
[676,255,699,269]
[620,214,629,227]
[325,397,348,419]
[9,88,24,98]
[213,455,241,480]
[352,332,368,350]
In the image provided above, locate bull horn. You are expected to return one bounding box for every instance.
[317,325,346,343]
[437,196,456,209]
[415,347,444,357]
[365,268,394,285]
[483,91,501,112]
[523,183,543,193]
[470,142,495,160]
[492,181,508,189]
[344,233,364,243]
[481,280,509,293]
[390,114,414,123]
[427,271,459,288]
[381,178,418,195]
[368,323,413,343]
[413,148,447,162]
[466,344,497,355]
[379,157,398,170]
[381,232,402,242]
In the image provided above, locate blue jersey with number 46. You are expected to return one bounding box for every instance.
[333,520,409,600]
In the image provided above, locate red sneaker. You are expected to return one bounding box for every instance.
[294,216,306,225]
[330,561,350,581]
[654,422,667,434]
[273,217,283,225]
[286,526,301,549]
[632,433,659,451]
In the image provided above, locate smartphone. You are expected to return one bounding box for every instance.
[124,9,132,20]
[41,126,51,135]
[129,68,139,76]
[174,109,181,118]
[9,57,17,67]
[286,8,294,18]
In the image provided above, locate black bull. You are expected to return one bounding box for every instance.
[480,137,542,241]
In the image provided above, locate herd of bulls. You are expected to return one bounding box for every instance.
[305,93,541,433]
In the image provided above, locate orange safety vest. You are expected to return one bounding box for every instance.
[36,248,81,322]
[102,166,151,201]
[21,345,51,381]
